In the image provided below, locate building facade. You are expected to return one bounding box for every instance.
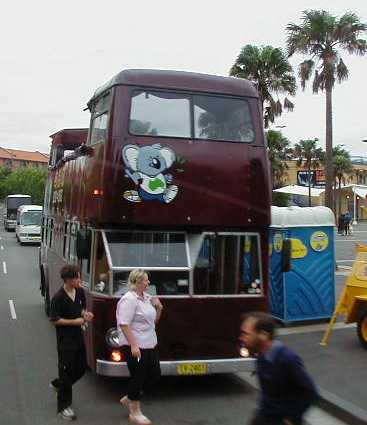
[279,158,367,221]
[0,147,49,169]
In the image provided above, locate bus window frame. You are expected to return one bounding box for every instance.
[191,231,264,298]
[94,229,263,299]
[127,88,256,144]
[87,91,112,146]
[48,218,54,248]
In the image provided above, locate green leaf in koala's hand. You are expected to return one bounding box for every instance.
[149,178,165,191]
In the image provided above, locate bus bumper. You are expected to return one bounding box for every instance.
[19,235,41,244]
[96,357,255,377]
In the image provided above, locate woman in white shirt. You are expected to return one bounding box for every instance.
[116,269,163,425]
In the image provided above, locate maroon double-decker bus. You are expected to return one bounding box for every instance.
[40,69,271,376]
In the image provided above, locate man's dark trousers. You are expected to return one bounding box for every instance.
[52,344,87,412]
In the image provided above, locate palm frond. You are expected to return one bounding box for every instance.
[336,58,349,83]
[283,97,294,111]
[298,60,315,90]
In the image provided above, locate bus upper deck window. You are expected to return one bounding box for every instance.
[88,91,111,146]
[193,95,255,143]
[130,90,191,138]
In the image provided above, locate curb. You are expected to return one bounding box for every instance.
[318,388,367,425]
[236,372,367,425]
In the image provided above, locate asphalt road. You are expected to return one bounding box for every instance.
[1,220,362,425]
[0,228,259,425]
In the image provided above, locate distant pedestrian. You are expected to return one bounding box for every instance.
[239,312,318,425]
[117,269,163,425]
[343,211,352,235]
[338,213,344,234]
[50,264,94,421]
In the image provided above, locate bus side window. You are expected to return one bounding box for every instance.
[93,233,109,294]
[44,218,48,245]
[68,223,78,265]
[88,92,111,146]
[63,222,69,259]
[48,219,54,248]
[81,257,90,287]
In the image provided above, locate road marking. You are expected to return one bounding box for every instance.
[336,259,354,262]
[0,245,3,250]
[335,240,367,243]
[278,322,355,336]
[3,261,7,274]
[8,300,17,320]
[336,271,351,276]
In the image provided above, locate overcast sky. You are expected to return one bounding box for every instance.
[0,0,366,155]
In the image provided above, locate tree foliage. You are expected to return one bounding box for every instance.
[286,9,367,209]
[0,167,47,205]
[332,145,353,217]
[266,130,293,188]
[293,138,325,206]
[230,45,296,127]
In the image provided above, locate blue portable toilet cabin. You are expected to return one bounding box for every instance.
[270,206,336,322]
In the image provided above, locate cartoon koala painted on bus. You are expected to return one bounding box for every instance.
[122,143,178,203]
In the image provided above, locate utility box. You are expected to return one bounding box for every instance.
[270,206,336,322]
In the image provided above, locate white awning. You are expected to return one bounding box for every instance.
[273,185,325,197]
[353,187,367,198]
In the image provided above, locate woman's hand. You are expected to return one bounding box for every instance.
[151,297,163,311]
[83,311,94,322]
[131,344,141,360]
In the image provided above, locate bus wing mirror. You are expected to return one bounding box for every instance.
[76,229,91,259]
[282,239,292,273]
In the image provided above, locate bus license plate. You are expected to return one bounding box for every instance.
[177,363,208,375]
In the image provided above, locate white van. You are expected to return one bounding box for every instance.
[16,205,43,244]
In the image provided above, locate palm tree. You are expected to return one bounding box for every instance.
[230,45,296,127]
[266,130,293,188]
[286,10,367,209]
[333,148,353,219]
[293,139,325,206]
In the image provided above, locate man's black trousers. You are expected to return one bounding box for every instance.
[52,345,87,412]
[122,346,161,401]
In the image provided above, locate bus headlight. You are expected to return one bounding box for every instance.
[239,346,250,358]
[105,328,121,348]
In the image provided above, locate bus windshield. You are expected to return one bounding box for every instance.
[105,232,189,268]
[21,211,42,226]
[8,197,31,210]
[129,90,255,143]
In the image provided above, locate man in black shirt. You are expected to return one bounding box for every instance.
[50,264,94,421]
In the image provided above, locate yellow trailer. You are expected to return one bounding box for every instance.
[321,245,367,348]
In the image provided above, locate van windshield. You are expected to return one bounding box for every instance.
[21,211,42,226]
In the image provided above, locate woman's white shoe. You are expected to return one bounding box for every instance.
[128,401,152,425]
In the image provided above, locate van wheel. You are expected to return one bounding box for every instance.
[44,286,50,317]
[357,310,367,349]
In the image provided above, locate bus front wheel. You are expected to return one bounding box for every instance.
[357,309,367,349]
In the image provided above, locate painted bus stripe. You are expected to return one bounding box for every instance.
[9,300,17,320]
